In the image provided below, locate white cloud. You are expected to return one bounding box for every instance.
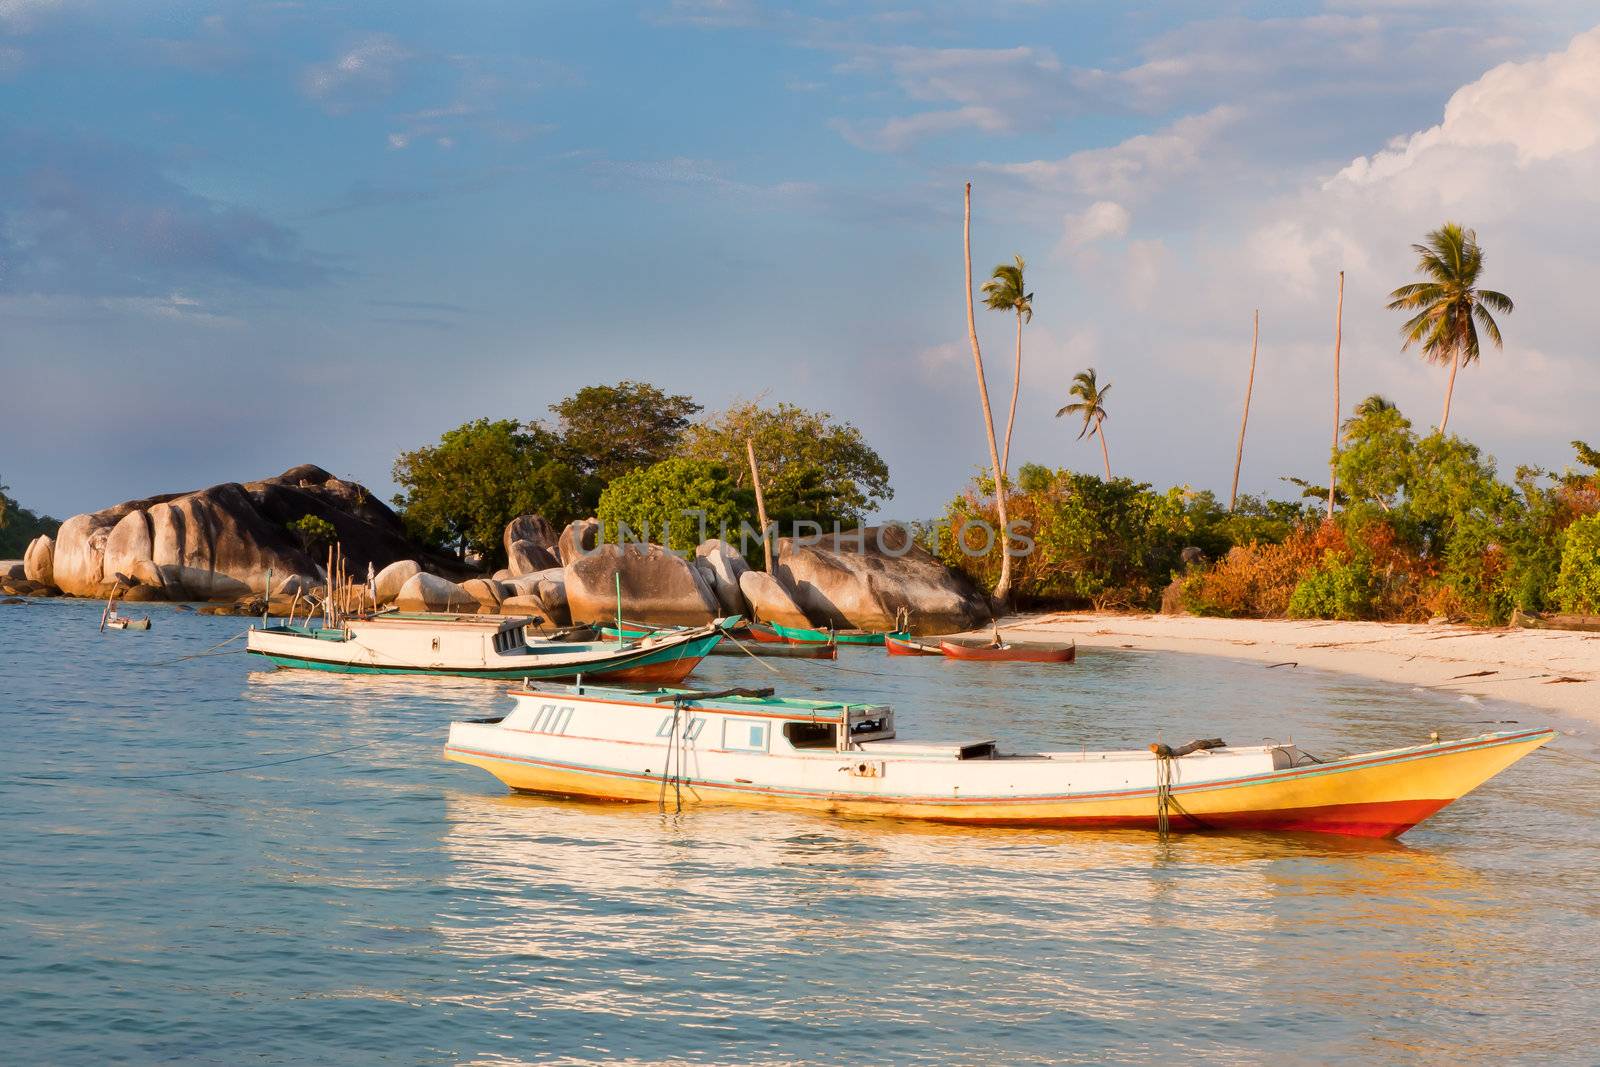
[1333,25,1600,183]
[987,106,1239,200]
[1059,201,1130,254]
[300,34,412,111]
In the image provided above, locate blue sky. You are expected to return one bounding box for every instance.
[4,1,1600,522]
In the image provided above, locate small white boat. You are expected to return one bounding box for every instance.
[247,612,733,684]
[101,606,151,631]
[445,683,1553,838]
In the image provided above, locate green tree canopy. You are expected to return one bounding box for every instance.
[596,457,754,555]
[392,418,584,565]
[680,400,893,530]
[0,479,61,558]
[549,381,701,492]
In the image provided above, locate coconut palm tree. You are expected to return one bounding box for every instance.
[1056,368,1111,479]
[963,183,1012,604]
[981,255,1033,488]
[1387,223,1513,435]
[1341,393,1398,440]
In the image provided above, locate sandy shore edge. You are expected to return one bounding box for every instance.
[965,612,1600,728]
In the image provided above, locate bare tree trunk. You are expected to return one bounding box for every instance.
[999,309,1022,489]
[1439,349,1460,434]
[745,437,772,572]
[1097,424,1111,480]
[964,183,1011,605]
[1328,271,1344,519]
[1229,309,1259,511]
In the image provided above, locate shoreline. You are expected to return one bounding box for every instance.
[981,612,1600,729]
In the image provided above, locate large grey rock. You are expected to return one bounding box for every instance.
[737,570,813,628]
[49,465,432,600]
[504,514,561,575]
[0,561,23,580]
[557,518,601,567]
[565,543,718,626]
[373,560,421,604]
[775,526,991,634]
[394,572,474,613]
[24,534,53,585]
[460,578,504,611]
[694,539,749,616]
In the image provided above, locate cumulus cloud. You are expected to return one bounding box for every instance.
[300,34,412,111]
[1059,200,1131,254]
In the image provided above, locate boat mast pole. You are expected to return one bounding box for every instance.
[615,573,624,648]
[745,437,771,572]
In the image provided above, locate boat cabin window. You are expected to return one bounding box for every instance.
[783,721,838,750]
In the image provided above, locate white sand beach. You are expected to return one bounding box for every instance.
[985,613,1600,727]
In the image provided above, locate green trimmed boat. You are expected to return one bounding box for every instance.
[765,620,887,646]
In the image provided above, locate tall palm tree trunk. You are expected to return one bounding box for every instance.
[1097,425,1111,480]
[999,309,1022,487]
[1328,271,1343,519]
[1439,348,1460,434]
[1229,309,1259,510]
[964,182,1011,606]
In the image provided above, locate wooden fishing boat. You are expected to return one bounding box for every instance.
[444,683,1554,838]
[939,638,1076,663]
[104,613,152,631]
[766,621,887,646]
[601,622,838,660]
[714,638,837,660]
[247,612,731,683]
[885,632,944,656]
[743,622,790,644]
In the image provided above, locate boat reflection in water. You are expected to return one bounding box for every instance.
[433,789,1553,1063]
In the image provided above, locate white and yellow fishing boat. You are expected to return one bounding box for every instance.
[445,684,1554,838]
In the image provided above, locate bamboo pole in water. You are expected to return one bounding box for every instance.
[746,437,772,572]
[1329,271,1344,519]
[1229,310,1259,512]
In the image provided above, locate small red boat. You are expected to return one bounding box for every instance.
[885,632,944,656]
[743,622,790,644]
[938,638,1076,664]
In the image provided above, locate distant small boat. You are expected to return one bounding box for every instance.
[939,638,1076,663]
[885,632,944,656]
[104,613,152,631]
[766,621,887,646]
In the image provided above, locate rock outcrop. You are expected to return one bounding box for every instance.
[737,570,814,628]
[0,561,23,580]
[504,514,561,576]
[394,572,474,613]
[557,518,600,567]
[48,465,434,600]
[460,578,504,611]
[23,535,53,585]
[564,544,719,626]
[776,526,991,634]
[373,560,422,604]
[695,539,749,616]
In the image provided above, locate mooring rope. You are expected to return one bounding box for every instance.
[137,630,251,668]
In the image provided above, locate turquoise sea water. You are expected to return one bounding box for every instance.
[3,599,1598,1065]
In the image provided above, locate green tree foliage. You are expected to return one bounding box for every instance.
[549,381,701,494]
[1288,553,1376,620]
[1016,462,1053,495]
[287,514,337,554]
[680,401,892,529]
[392,418,584,565]
[1555,513,1600,614]
[0,480,61,558]
[596,458,754,555]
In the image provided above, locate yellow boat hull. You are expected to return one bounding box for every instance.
[445,729,1553,838]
